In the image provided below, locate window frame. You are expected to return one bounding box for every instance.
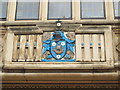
[80,0,106,19]
[47,0,72,20]
[15,0,40,20]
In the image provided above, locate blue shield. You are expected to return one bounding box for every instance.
[50,41,67,60]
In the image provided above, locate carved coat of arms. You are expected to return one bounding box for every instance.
[42,31,75,62]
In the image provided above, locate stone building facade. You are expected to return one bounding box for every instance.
[0,0,120,89]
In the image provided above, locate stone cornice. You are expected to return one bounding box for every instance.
[2,72,119,88]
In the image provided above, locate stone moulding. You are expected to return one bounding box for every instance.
[2,72,119,88]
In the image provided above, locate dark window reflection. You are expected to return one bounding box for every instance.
[16,0,40,20]
[0,0,8,21]
[81,0,105,19]
[48,0,72,20]
[114,0,120,18]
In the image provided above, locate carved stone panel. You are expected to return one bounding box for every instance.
[42,31,75,62]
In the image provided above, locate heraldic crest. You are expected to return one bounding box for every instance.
[42,20,75,62]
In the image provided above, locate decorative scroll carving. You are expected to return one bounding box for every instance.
[116,38,120,60]
[66,32,75,40]
[116,42,120,53]
[65,50,74,59]
[0,34,5,53]
[0,37,3,61]
[42,32,52,41]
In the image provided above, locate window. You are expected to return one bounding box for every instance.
[48,0,72,20]
[0,0,8,21]
[114,0,120,18]
[80,0,105,19]
[16,0,40,20]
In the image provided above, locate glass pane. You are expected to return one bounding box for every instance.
[114,0,120,18]
[0,0,8,20]
[48,0,72,19]
[81,0,105,19]
[16,0,40,20]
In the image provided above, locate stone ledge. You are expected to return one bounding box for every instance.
[0,20,120,26]
[2,72,119,81]
[1,72,119,88]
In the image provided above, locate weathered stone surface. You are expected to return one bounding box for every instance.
[1,72,119,88]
